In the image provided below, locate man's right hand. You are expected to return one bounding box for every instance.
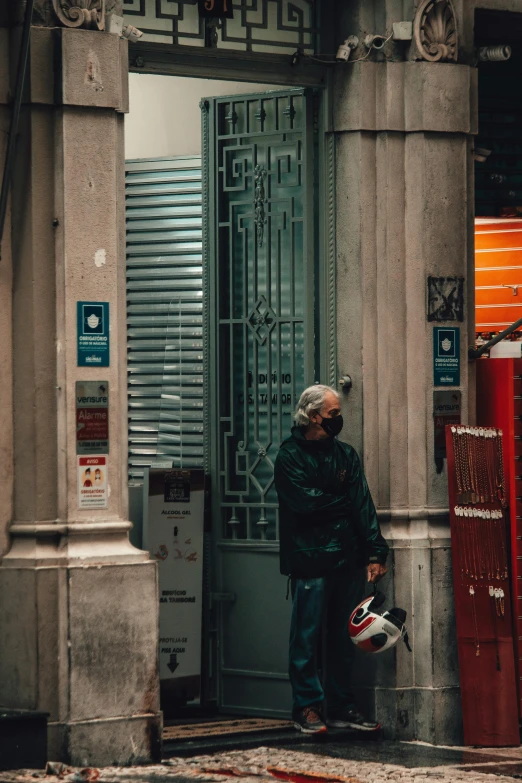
[367,563,387,583]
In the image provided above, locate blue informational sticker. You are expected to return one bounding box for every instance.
[77,302,110,367]
[433,327,460,386]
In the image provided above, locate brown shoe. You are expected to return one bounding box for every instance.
[293,705,328,734]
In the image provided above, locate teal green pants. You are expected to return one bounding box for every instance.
[289,567,365,712]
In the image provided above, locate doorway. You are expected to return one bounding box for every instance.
[125,74,332,718]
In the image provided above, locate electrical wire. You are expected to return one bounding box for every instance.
[296,31,394,66]
[300,53,342,65]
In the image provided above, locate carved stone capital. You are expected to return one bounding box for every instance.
[414,0,458,63]
[30,0,121,26]
[51,0,105,29]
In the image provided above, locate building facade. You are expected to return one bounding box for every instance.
[0,0,517,765]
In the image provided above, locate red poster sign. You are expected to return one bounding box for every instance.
[76,408,108,441]
[76,381,109,455]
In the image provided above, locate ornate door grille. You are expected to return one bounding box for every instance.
[203,89,315,543]
[123,0,319,52]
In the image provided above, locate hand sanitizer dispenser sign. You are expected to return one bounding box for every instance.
[433,327,460,386]
[144,469,205,704]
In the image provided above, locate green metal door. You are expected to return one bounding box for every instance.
[203,89,317,716]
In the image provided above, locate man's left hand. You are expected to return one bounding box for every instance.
[367,563,387,583]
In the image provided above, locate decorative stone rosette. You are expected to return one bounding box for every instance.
[52,0,105,29]
[414,0,458,63]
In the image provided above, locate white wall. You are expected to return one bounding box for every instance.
[125,74,278,160]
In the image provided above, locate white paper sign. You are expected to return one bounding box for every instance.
[78,455,108,509]
[145,469,205,697]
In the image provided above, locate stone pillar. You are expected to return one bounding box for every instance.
[334,53,476,742]
[0,10,161,765]
[0,2,14,559]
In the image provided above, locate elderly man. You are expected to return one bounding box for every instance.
[274,384,388,735]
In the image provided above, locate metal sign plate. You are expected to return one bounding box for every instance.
[76,381,109,455]
[433,390,461,460]
[433,326,460,386]
[77,301,110,367]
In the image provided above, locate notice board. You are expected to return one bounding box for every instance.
[144,468,205,705]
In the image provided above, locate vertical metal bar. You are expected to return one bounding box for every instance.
[303,90,316,387]
[290,196,296,423]
[0,0,35,260]
[317,76,336,387]
[179,297,183,468]
[226,124,235,532]
[200,98,215,707]
[242,163,249,504]
[274,108,284,543]
[205,100,221,544]
[276,239,283,543]
[250,136,260,542]
[251,336,259,541]
[266,135,273,456]
[242,139,252,540]
[201,99,212,474]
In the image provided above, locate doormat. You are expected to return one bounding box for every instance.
[203,765,361,783]
[163,718,294,741]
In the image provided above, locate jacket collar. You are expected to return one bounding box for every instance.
[291,425,335,450]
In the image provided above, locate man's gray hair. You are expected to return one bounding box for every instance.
[294,384,340,427]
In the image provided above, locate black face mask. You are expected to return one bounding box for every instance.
[318,414,343,438]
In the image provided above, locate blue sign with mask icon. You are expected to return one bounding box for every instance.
[77,301,110,367]
[433,327,460,386]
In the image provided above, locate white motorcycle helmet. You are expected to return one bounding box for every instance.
[348,591,411,654]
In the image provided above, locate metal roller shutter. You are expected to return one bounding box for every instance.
[126,156,203,483]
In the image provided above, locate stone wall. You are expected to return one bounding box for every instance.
[0,9,161,765]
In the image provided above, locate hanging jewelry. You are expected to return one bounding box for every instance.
[469,428,478,503]
[494,587,501,617]
[452,427,463,496]
[489,585,501,671]
[476,509,485,579]
[470,586,480,656]
[463,508,474,579]
[497,430,508,508]
[484,510,495,579]
[495,510,509,580]
[478,430,489,502]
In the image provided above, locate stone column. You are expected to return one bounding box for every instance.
[0,2,14,559]
[333,9,476,744]
[0,8,161,765]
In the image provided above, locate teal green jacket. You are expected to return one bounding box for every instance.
[274,427,389,577]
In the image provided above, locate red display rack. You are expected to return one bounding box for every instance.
[477,357,522,719]
[445,423,519,746]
